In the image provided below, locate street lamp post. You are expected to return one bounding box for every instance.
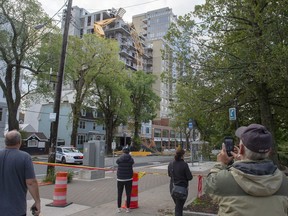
[47,0,73,174]
[124,132,127,146]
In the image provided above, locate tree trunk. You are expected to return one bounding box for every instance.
[133,120,141,150]
[256,83,278,165]
[4,65,21,131]
[7,104,19,131]
[105,115,114,154]
[70,103,80,147]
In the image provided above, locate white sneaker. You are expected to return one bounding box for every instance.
[117,208,121,213]
[126,208,130,213]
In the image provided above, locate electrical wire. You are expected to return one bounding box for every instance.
[86,0,162,12]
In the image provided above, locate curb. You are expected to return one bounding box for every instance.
[183,211,217,216]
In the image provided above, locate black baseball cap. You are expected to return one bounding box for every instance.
[235,124,272,153]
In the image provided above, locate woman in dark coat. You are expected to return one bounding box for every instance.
[116,146,134,213]
[168,148,193,216]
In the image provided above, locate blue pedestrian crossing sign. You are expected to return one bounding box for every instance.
[229,108,236,120]
[188,119,193,129]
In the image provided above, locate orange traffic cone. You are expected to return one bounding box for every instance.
[46,172,73,207]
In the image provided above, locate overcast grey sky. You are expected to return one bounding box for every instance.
[38,0,205,22]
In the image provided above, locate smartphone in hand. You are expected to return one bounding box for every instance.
[224,136,234,156]
[31,206,37,216]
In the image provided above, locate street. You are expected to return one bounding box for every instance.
[28,156,214,216]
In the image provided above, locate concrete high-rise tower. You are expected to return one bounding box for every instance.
[132,8,178,119]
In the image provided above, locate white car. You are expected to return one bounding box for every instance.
[56,146,83,164]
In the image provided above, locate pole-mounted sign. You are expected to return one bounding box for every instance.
[229,108,236,121]
[188,119,193,130]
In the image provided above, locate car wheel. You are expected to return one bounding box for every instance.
[61,157,66,164]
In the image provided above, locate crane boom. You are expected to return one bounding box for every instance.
[94,8,126,37]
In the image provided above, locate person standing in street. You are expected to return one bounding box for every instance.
[116,145,134,213]
[205,123,288,216]
[0,130,41,216]
[168,148,193,216]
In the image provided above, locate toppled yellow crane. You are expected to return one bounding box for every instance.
[93,8,126,37]
[129,24,144,70]
[93,8,144,70]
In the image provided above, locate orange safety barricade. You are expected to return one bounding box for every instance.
[130,172,139,208]
[122,172,139,209]
[46,172,73,207]
[197,175,203,198]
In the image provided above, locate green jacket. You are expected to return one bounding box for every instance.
[205,160,288,216]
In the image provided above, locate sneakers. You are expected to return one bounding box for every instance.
[117,207,130,213]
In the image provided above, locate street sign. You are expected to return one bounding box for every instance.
[188,119,193,129]
[49,113,56,122]
[229,108,236,120]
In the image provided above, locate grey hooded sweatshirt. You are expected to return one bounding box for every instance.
[205,160,288,216]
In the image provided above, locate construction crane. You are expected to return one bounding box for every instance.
[94,8,144,70]
[129,24,144,70]
[94,8,126,37]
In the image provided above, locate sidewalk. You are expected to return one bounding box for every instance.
[27,161,215,216]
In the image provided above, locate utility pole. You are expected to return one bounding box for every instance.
[47,0,73,176]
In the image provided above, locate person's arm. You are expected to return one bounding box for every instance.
[26,178,41,216]
[204,144,233,201]
[185,163,193,181]
[167,162,172,177]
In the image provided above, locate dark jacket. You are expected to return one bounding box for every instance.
[205,160,288,216]
[116,153,134,180]
[168,159,193,190]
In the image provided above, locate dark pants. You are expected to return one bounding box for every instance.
[172,194,187,216]
[117,180,133,208]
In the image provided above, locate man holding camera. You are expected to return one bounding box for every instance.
[0,130,41,216]
[205,124,288,215]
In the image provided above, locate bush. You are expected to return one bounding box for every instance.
[43,170,74,184]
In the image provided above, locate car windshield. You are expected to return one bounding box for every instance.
[63,148,79,153]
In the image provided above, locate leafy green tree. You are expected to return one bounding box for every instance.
[64,34,122,147]
[164,1,288,164]
[87,61,132,154]
[126,70,160,150]
[0,0,50,130]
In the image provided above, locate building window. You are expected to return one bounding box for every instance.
[162,129,169,138]
[145,127,150,134]
[170,130,175,138]
[94,14,101,21]
[80,18,85,27]
[93,122,97,130]
[81,109,86,116]
[154,128,161,137]
[28,139,38,147]
[92,110,97,118]
[77,134,86,145]
[87,16,91,26]
[79,121,86,129]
